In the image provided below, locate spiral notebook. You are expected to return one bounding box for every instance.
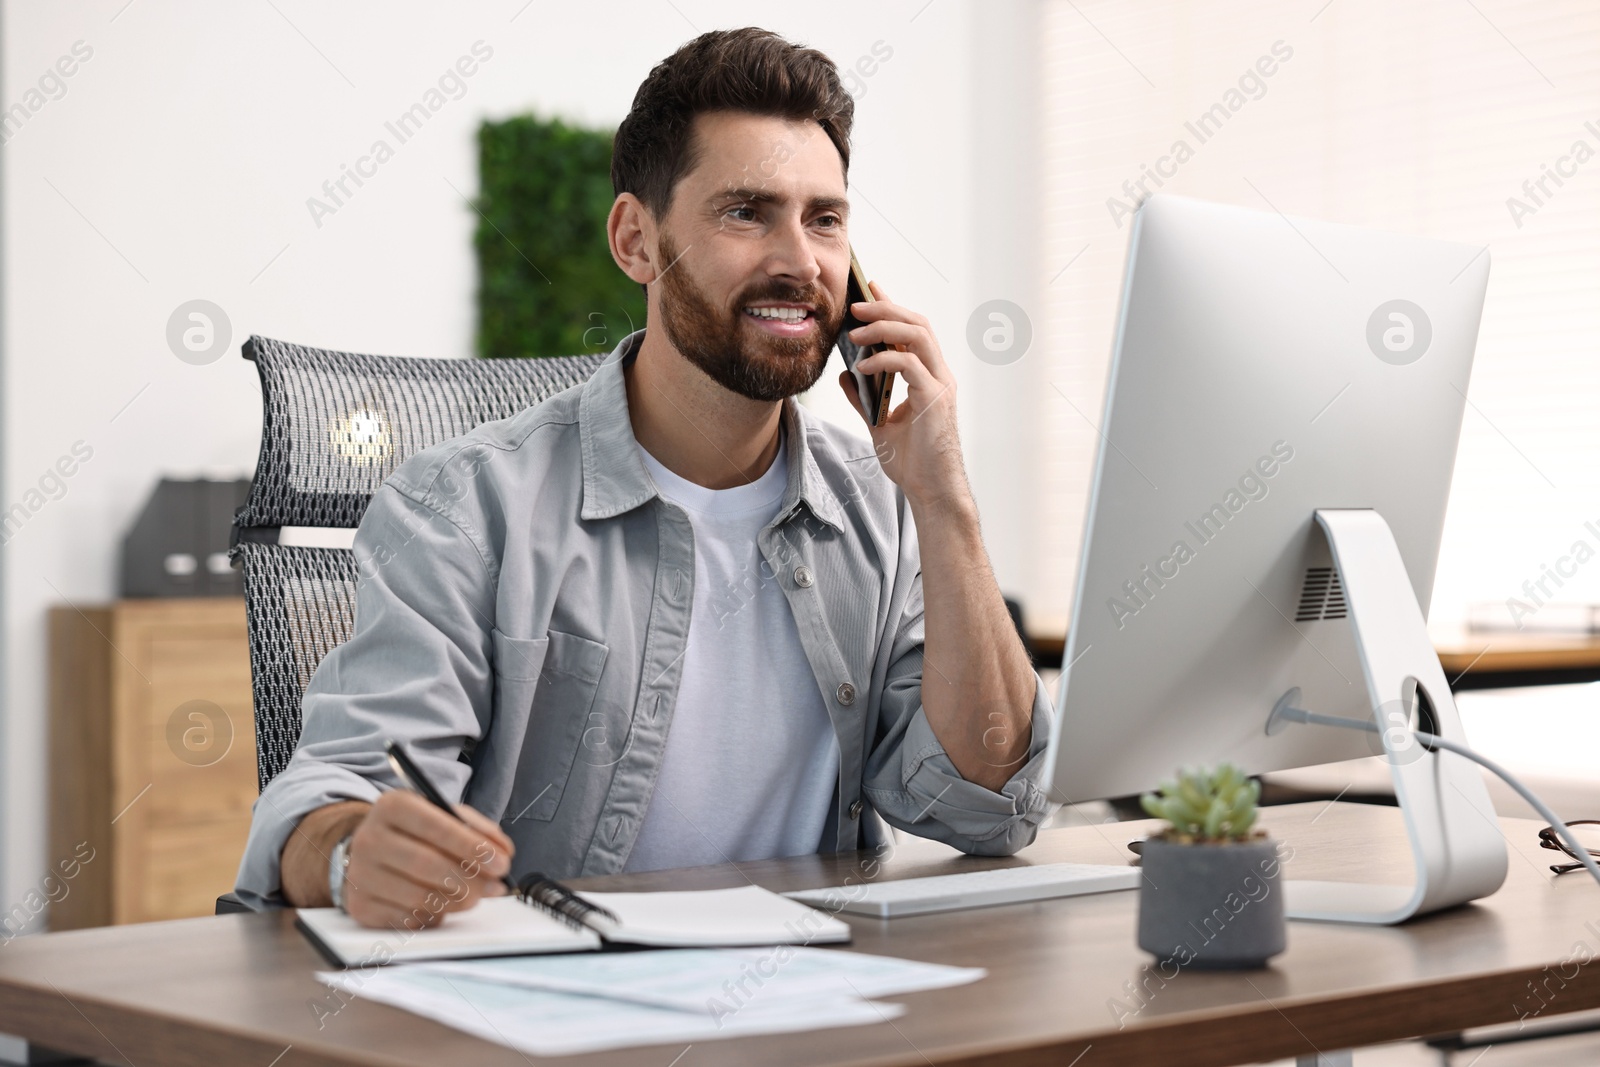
[297,884,851,967]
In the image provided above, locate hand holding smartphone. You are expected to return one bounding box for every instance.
[837,247,896,427]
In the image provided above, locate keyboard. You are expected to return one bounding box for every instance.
[785,862,1142,918]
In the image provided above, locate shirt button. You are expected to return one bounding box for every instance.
[848,800,863,820]
[794,565,814,588]
[836,682,856,706]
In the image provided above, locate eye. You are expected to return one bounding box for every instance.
[727,204,758,222]
[815,214,842,228]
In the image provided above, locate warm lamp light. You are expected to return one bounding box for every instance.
[329,409,392,467]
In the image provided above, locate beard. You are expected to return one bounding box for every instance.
[655,230,842,403]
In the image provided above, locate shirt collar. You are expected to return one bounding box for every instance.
[578,329,845,532]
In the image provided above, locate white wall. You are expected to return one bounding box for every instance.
[0,1,1040,925]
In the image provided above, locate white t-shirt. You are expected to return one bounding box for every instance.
[623,427,841,873]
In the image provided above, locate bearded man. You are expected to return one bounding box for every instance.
[235,26,1051,929]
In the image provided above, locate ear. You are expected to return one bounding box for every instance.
[608,193,658,286]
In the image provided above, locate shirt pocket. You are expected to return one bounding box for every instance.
[497,627,610,823]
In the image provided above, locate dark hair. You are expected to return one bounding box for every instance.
[611,27,855,223]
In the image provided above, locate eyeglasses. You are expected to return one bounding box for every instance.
[1538,821,1600,875]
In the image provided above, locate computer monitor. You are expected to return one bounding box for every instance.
[1041,194,1507,924]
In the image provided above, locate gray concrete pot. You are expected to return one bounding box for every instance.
[1137,836,1286,969]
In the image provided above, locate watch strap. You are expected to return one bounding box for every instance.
[329,832,355,912]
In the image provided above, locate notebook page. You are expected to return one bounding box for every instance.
[583,885,850,946]
[297,896,600,965]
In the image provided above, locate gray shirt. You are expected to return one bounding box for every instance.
[234,328,1055,909]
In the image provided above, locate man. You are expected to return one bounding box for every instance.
[235,26,1053,929]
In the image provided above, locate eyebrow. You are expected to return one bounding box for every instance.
[711,188,850,216]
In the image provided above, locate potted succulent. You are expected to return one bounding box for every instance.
[1136,764,1286,969]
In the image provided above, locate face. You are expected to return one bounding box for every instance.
[650,111,850,402]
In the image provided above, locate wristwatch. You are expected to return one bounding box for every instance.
[329,833,355,912]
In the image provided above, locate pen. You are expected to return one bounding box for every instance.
[384,738,517,894]
[383,739,621,925]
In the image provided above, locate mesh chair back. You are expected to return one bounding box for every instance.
[234,335,608,791]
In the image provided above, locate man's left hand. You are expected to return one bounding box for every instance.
[837,281,971,514]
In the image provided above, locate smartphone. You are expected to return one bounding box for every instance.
[837,248,896,427]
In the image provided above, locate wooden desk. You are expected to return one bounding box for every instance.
[2,802,1596,1067]
[1026,621,1600,690]
[1432,630,1600,689]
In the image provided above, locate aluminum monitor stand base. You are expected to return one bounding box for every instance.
[1262,509,1508,925]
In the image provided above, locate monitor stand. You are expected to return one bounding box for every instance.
[1263,509,1508,925]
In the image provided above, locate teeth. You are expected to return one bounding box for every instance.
[744,306,808,322]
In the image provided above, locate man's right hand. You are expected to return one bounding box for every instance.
[280,793,515,929]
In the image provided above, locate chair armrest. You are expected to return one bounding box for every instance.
[214,891,251,915]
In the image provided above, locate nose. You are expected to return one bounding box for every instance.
[763,212,821,289]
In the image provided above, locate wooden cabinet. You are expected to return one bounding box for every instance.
[49,598,257,928]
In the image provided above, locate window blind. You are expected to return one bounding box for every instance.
[1037,0,1600,633]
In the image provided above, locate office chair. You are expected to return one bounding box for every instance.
[215,335,606,913]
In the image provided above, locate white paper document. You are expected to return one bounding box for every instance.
[318,947,984,1056]
[412,946,986,1013]
[318,966,898,1056]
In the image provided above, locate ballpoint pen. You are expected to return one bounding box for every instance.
[384,738,518,894]
[383,739,618,924]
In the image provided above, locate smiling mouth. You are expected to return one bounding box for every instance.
[742,305,814,325]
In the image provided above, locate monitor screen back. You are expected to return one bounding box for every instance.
[1043,194,1490,804]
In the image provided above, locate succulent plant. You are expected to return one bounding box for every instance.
[1140,764,1262,844]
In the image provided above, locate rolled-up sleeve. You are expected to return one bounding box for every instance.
[233,479,497,909]
[860,517,1055,855]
